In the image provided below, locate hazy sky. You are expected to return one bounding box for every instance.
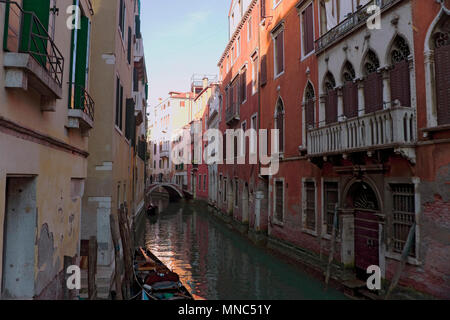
[141,0,229,108]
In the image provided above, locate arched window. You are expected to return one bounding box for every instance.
[324,72,338,124]
[342,61,358,118]
[305,83,315,128]
[363,50,383,113]
[389,36,411,108]
[433,17,450,125]
[275,99,285,153]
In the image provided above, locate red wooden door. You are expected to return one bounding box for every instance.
[354,210,379,271]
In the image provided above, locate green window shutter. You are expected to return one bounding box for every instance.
[21,0,50,65]
[72,16,89,109]
[3,1,10,51]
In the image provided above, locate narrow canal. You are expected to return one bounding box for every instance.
[135,195,347,300]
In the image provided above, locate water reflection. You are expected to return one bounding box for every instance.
[135,197,346,300]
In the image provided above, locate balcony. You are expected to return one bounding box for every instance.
[160,148,170,158]
[307,107,417,163]
[316,0,401,53]
[2,0,64,110]
[66,83,95,134]
[225,102,240,124]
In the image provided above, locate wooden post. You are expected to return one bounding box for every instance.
[88,236,98,300]
[118,204,133,299]
[385,222,416,300]
[325,204,339,291]
[110,213,123,300]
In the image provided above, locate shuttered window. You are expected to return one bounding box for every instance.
[325,89,338,124]
[119,0,125,34]
[127,26,132,64]
[435,44,450,125]
[223,179,227,203]
[390,60,411,108]
[275,181,284,222]
[115,77,123,130]
[125,98,136,146]
[234,179,239,207]
[302,3,314,56]
[241,69,247,103]
[391,184,416,257]
[324,182,339,235]
[364,72,383,113]
[276,102,284,153]
[343,81,358,118]
[261,55,268,86]
[223,133,227,162]
[261,0,266,19]
[21,0,51,66]
[305,83,315,128]
[274,30,284,76]
[305,181,316,231]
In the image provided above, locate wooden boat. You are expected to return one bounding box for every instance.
[132,247,194,300]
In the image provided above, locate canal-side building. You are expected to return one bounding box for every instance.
[149,91,194,183]
[214,0,450,299]
[302,0,449,299]
[187,78,216,201]
[217,0,268,232]
[80,0,148,298]
[0,0,94,299]
[207,84,222,206]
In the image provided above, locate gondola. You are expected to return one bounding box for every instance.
[131,247,194,300]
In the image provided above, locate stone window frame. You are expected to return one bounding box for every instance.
[302,177,318,236]
[321,177,340,241]
[272,177,285,227]
[424,7,450,130]
[384,177,422,266]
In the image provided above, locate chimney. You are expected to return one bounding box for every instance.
[202,77,208,89]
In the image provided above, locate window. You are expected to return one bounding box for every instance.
[363,50,383,113]
[69,7,91,112]
[119,0,126,38]
[324,182,339,235]
[305,83,315,128]
[247,17,252,41]
[261,0,266,19]
[324,72,338,124]
[198,175,202,190]
[272,26,285,77]
[389,36,411,108]
[261,55,268,86]
[301,3,314,57]
[391,184,416,257]
[115,77,123,130]
[275,99,284,153]
[251,54,259,94]
[342,61,358,118]
[432,16,450,125]
[127,26,132,64]
[180,101,185,107]
[240,68,247,103]
[204,175,207,191]
[274,180,284,223]
[223,178,227,203]
[304,181,316,231]
[236,36,241,59]
[125,98,136,144]
[234,179,239,207]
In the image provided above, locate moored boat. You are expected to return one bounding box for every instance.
[132,247,194,300]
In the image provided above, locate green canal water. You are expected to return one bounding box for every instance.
[135,197,347,300]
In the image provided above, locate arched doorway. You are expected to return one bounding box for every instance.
[347,181,381,276]
[242,183,249,224]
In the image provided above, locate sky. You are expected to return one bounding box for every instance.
[141,0,230,108]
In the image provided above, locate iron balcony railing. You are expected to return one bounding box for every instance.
[69,83,95,122]
[2,0,64,86]
[315,0,400,53]
[225,102,240,124]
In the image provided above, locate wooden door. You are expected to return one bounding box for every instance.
[354,210,379,272]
